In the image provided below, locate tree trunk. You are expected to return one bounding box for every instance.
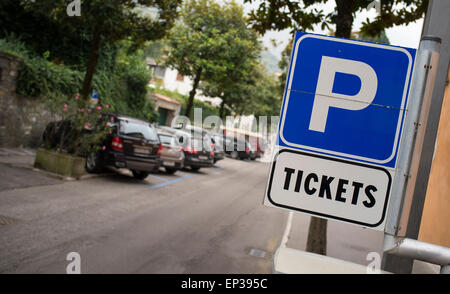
[335,0,354,38]
[306,217,328,255]
[219,96,226,119]
[185,67,203,117]
[305,0,354,256]
[81,31,102,102]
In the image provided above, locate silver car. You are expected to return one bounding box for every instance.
[157,131,185,174]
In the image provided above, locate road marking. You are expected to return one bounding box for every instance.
[280,212,294,248]
[147,174,197,189]
[147,173,171,182]
[249,248,268,259]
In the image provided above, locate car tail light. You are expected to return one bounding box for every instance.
[111,136,123,151]
[157,144,162,156]
[245,147,250,154]
[184,146,198,154]
[210,151,214,157]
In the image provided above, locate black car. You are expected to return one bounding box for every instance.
[43,115,161,180]
[224,137,251,160]
[209,133,225,164]
[175,129,214,171]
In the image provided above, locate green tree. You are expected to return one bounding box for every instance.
[241,67,281,118]
[245,0,428,256]
[21,0,180,102]
[244,0,427,38]
[203,63,280,118]
[164,0,260,117]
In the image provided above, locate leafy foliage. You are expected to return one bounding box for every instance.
[164,0,261,116]
[18,0,181,100]
[0,38,157,124]
[244,0,428,38]
[42,93,113,156]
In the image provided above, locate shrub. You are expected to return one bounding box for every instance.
[0,37,157,123]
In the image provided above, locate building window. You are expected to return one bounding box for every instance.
[176,72,184,82]
[154,66,166,79]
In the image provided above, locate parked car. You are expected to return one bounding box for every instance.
[247,136,264,159]
[246,140,257,161]
[172,125,222,166]
[209,133,225,164]
[157,130,184,174]
[43,115,161,180]
[224,137,251,160]
[175,129,214,171]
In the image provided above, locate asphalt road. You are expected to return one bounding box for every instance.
[0,157,287,274]
[0,148,438,274]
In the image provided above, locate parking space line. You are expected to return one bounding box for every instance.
[147,174,171,182]
[147,174,197,189]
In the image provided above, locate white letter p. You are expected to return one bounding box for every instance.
[309,56,378,133]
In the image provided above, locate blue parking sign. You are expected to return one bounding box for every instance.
[278,32,416,168]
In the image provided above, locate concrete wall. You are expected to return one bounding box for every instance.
[419,66,450,247]
[0,52,54,148]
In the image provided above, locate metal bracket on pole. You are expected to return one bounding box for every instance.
[382,36,450,273]
[384,235,450,274]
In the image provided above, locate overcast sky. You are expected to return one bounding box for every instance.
[238,1,425,59]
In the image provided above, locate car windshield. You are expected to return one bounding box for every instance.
[159,134,178,146]
[119,120,158,141]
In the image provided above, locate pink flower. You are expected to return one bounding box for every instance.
[84,123,90,129]
[96,106,102,110]
[98,114,102,118]
[105,104,110,109]
[87,109,91,113]
[75,93,80,100]
[79,108,84,113]
[110,116,114,122]
[102,146,106,151]
[109,130,112,134]
[106,122,110,127]
[64,104,68,108]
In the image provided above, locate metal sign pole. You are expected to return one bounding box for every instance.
[383,37,441,239]
[382,0,450,274]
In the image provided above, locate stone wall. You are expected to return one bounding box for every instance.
[0,52,54,148]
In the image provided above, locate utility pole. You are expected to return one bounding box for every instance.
[381,0,450,274]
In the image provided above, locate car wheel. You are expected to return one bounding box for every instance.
[191,166,201,172]
[230,151,238,159]
[165,167,177,174]
[85,152,103,173]
[131,170,149,180]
